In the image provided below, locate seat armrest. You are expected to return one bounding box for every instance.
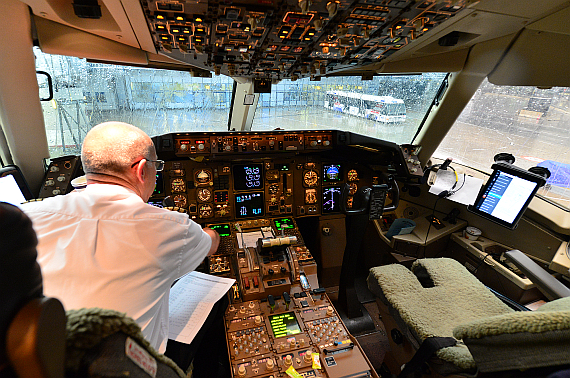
[504,250,570,300]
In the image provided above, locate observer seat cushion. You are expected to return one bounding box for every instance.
[453,296,570,372]
[367,258,513,370]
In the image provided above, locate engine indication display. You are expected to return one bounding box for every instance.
[323,164,342,182]
[323,186,341,213]
[233,164,263,191]
[235,192,264,218]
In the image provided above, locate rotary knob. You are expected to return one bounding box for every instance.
[180,144,188,151]
[323,140,330,146]
[289,337,296,348]
[197,143,205,150]
[304,352,313,363]
[237,365,247,377]
[284,355,293,366]
[255,315,262,325]
[310,141,317,147]
[266,359,274,370]
[326,306,334,316]
[225,145,232,151]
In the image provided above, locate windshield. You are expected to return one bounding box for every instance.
[35,49,447,157]
[434,79,570,209]
[35,48,232,157]
[251,74,447,144]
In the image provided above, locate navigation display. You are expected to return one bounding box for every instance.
[209,223,231,237]
[322,186,341,213]
[323,164,342,182]
[235,192,264,218]
[468,163,545,229]
[233,164,263,190]
[268,312,301,338]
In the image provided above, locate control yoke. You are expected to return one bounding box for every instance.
[340,174,399,218]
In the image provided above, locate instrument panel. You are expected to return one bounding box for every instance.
[155,156,374,222]
[151,130,420,224]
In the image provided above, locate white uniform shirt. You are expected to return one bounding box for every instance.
[22,184,212,353]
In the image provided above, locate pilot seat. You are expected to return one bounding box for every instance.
[367,257,570,377]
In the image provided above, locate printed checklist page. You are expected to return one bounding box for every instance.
[168,271,235,343]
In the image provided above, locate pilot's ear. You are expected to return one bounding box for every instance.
[132,160,146,184]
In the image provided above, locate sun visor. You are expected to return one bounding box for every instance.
[34,16,148,65]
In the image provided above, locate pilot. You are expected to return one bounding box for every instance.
[21,121,220,355]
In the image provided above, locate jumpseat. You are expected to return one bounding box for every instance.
[65,308,185,378]
[367,258,513,374]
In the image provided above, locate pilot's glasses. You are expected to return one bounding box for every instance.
[131,158,165,171]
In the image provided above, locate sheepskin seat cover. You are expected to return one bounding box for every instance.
[453,296,570,372]
[368,258,513,370]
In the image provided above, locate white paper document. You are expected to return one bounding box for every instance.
[168,271,235,344]
[428,170,484,206]
[237,231,265,248]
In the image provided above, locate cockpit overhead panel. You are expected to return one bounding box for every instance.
[140,0,471,80]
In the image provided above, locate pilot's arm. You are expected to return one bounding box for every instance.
[203,227,220,256]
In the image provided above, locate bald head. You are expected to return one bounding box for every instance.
[82,122,155,177]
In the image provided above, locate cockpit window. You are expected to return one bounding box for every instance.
[34,48,232,158]
[251,73,447,145]
[434,79,570,209]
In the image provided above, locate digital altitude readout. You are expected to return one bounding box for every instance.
[233,164,263,190]
[268,312,301,338]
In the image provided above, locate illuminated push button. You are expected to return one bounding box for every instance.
[237,365,247,377]
[284,355,293,366]
[266,359,275,370]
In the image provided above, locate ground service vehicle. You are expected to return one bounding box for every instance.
[325,91,407,123]
[2,0,570,377]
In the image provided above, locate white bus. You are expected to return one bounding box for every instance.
[324,91,407,123]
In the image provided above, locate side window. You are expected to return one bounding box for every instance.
[434,79,570,209]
